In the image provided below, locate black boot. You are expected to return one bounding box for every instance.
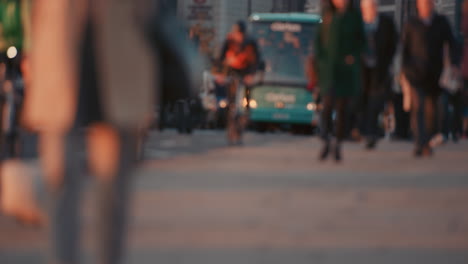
[334,142,342,162]
[319,141,331,161]
[414,147,423,158]
[365,139,377,150]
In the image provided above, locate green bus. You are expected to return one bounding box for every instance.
[248,13,321,131]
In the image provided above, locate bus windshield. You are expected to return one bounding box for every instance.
[251,21,317,86]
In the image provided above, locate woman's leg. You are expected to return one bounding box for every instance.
[334,98,349,161]
[319,95,334,160]
[320,95,334,142]
[335,98,349,143]
[88,124,137,264]
[43,131,84,264]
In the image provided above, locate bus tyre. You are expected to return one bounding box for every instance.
[254,122,268,133]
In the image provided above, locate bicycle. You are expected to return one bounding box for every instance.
[225,69,249,145]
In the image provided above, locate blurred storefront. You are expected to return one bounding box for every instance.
[177,0,311,57]
[271,0,306,12]
[177,0,462,57]
[177,0,275,57]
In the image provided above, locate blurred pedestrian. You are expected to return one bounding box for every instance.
[315,0,366,161]
[360,0,398,149]
[0,0,31,158]
[219,21,261,145]
[439,64,463,143]
[461,0,468,139]
[401,0,458,157]
[23,1,156,264]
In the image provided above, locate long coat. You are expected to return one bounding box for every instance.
[315,8,366,98]
[401,13,456,96]
[462,8,468,79]
[23,0,157,133]
[363,14,398,92]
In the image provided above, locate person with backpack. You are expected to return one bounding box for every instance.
[219,21,262,145]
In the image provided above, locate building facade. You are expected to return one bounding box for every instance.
[178,0,276,56]
[271,0,307,12]
[177,0,462,57]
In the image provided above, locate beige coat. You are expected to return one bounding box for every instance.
[23,0,157,132]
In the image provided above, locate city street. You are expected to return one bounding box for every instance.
[1,130,468,263]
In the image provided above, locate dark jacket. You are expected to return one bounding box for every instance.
[402,13,457,95]
[462,8,468,79]
[362,14,398,92]
[315,8,366,98]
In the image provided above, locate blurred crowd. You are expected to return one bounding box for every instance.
[315,0,467,161]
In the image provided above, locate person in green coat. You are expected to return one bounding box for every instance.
[0,0,30,158]
[0,0,30,62]
[315,0,366,162]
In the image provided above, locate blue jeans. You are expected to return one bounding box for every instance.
[49,129,136,264]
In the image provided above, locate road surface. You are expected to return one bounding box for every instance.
[1,130,468,263]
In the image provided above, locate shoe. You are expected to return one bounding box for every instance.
[422,146,433,157]
[319,142,330,161]
[365,139,377,150]
[414,146,433,158]
[414,147,423,158]
[334,143,342,162]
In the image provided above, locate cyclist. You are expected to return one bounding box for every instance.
[219,21,261,145]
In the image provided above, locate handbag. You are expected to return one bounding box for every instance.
[1,159,44,226]
[440,43,462,94]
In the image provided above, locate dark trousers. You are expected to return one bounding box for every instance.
[321,96,348,142]
[49,128,136,264]
[410,88,439,149]
[363,92,386,141]
[362,66,388,140]
[3,132,18,159]
[393,93,411,139]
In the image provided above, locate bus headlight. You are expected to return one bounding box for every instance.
[307,103,317,111]
[219,99,228,109]
[250,99,258,109]
[7,46,17,59]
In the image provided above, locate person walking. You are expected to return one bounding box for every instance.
[315,0,366,161]
[0,0,31,158]
[461,0,468,139]
[23,1,157,263]
[401,0,458,157]
[360,0,398,149]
